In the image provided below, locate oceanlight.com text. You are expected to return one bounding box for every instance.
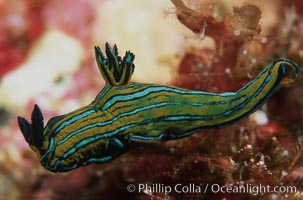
[126,183,296,196]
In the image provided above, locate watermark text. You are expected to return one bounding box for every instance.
[126,183,296,196]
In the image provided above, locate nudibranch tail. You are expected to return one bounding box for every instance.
[95,42,135,86]
[279,58,300,78]
[211,58,300,128]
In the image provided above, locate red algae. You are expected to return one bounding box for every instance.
[0,0,45,78]
[171,0,265,93]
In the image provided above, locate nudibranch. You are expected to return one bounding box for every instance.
[17,43,300,172]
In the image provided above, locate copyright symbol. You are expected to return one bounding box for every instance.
[127,184,136,192]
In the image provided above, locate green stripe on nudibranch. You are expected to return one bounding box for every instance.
[17,43,300,172]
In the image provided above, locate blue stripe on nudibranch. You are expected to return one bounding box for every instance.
[94,85,113,102]
[54,109,95,135]
[40,137,54,163]
[237,65,270,92]
[80,156,114,167]
[224,97,252,116]
[253,75,271,97]
[116,82,141,90]
[102,86,237,111]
